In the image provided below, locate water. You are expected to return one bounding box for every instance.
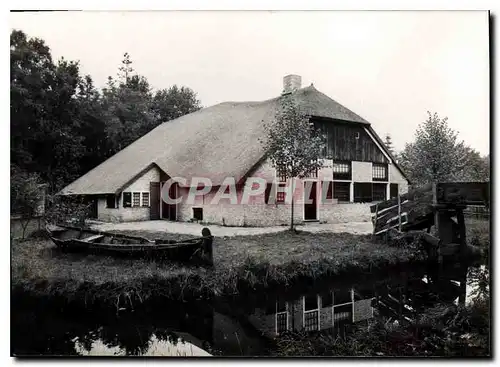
[11,263,488,357]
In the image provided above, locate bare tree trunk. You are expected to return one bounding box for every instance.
[20,218,31,240]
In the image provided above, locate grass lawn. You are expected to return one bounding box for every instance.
[11,229,424,309]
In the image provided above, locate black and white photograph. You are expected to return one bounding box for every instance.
[9,9,491,358]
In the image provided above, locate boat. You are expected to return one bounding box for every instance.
[45,224,214,264]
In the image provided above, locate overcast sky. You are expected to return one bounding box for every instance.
[10,10,490,155]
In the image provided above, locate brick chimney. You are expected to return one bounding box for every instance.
[283,74,302,93]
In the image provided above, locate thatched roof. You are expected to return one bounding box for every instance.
[60,85,405,195]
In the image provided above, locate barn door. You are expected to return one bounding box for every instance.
[150,182,160,220]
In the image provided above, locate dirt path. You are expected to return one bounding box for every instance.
[89,220,372,237]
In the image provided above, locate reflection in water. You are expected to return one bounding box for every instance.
[12,263,487,356]
[74,335,211,356]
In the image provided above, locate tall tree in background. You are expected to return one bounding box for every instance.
[152,85,201,123]
[384,133,394,155]
[399,112,489,186]
[11,30,204,194]
[262,93,326,231]
[10,30,85,191]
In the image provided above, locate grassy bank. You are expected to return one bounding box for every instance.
[12,230,425,310]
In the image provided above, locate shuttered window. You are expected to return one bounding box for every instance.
[106,194,117,209]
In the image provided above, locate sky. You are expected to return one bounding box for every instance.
[9,10,490,155]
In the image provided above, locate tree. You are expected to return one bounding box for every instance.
[384,133,394,155]
[261,93,326,231]
[152,85,201,124]
[10,30,86,191]
[11,165,45,239]
[398,112,489,186]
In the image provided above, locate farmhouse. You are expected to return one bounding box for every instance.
[60,75,409,226]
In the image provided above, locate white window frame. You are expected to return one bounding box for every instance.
[332,288,355,326]
[302,294,321,331]
[141,192,150,207]
[275,300,290,335]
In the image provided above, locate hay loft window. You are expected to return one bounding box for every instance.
[106,194,117,209]
[333,182,350,202]
[123,192,132,208]
[372,163,388,181]
[193,207,203,221]
[332,161,351,180]
[142,192,150,207]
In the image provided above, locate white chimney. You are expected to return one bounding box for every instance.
[283,74,302,93]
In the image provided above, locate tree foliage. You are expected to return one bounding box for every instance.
[399,112,489,186]
[384,133,394,155]
[261,93,326,230]
[10,30,202,195]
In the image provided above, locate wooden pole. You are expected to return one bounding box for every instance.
[397,194,402,231]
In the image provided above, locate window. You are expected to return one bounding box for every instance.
[276,298,289,334]
[321,291,334,308]
[333,161,351,180]
[390,183,399,199]
[133,192,141,207]
[333,182,350,202]
[303,295,320,331]
[372,183,387,201]
[354,183,372,203]
[193,207,203,221]
[106,194,117,209]
[123,192,132,208]
[276,182,286,203]
[277,166,287,182]
[372,163,388,181]
[142,192,150,207]
[334,290,352,306]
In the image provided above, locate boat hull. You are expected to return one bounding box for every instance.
[46,225,213,265]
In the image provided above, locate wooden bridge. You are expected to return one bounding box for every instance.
[371,182,489,262]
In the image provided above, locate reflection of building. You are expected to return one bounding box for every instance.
[246,287,375,337]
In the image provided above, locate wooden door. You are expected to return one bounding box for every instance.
[304,181,318,220]
[150,182,160,220]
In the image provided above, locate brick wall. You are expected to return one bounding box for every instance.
[97,166,160,222]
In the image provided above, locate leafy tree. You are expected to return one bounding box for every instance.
[261,93,326,231]
[399,112,489,186]
[11,165,45,239]
[10,30,85,191]
[152,85,201,124]
[384,133,394,155]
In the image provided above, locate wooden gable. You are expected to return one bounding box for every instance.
[313,118,388,164]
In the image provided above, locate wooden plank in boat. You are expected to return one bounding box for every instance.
[81,234,105,242]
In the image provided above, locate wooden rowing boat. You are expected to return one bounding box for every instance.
[45,225,214,264]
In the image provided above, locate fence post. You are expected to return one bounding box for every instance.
[397,194,402,231]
